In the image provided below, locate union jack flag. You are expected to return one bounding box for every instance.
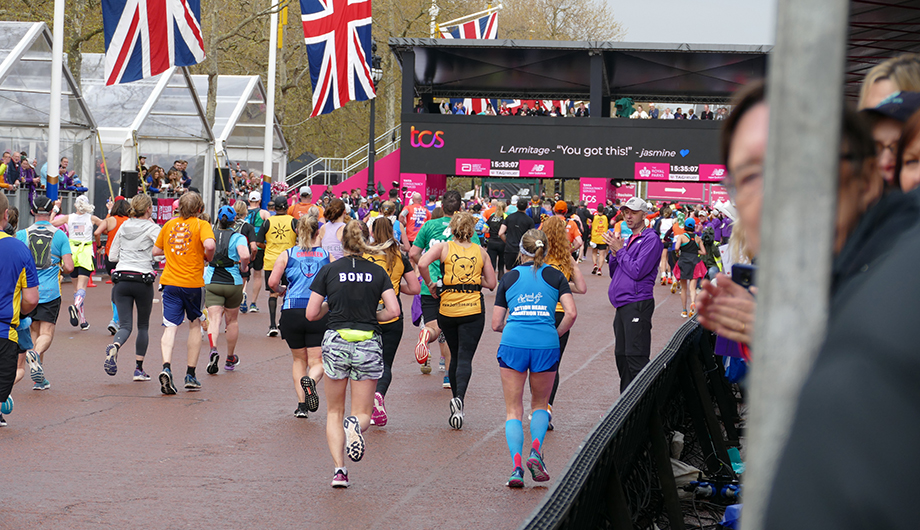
[101,0,205,86]
[440,12,498,39]
[300,0,375,117]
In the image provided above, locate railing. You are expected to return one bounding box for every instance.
[520,319,743,530]
[286,123,401,189]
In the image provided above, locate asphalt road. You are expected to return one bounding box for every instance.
[0,260,690,530]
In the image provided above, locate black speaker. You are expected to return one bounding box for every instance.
[121,171,139,198]
[214,167,231,193]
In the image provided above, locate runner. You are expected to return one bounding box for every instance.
[410,191,480,383]
[50,196,103,331]
[0,191,39,427]
[104,194,161,380]
[365,217,420,426]
[318,198,348,261]
[418,211,497,429]
[541,216,587,429]
[256,196,297,337]
[99,197,131,334]
[589,207,609,276]
[204,206,250,375]
[498,197,535,274]
[654,206,675,285]
[492,229,576,487]
[674,218,706,317]
[398,192,430,247]
[305,220,400,488]
[485,201,507,280]
[270,214,330,418]
[289,186,324,220]
[243,191,270,314]
[17,196,73,391]
[153,192,216,394]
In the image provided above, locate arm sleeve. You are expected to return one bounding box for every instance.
[155,224,166,249]
[109,230,123,262]
[613,231,663,281]
[412,223,429,250]
[310,265,329,297]
[199,220,215,242]
[256,219,270,244]
[401,255,413,275]
[22,248,38,287]
[543,267,572,297]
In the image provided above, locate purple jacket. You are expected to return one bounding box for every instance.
[721,218,733,241]
[607,226,663,308]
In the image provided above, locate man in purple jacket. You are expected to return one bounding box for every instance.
[602,197,664,392]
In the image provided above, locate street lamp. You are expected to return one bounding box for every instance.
[366,42,384,198]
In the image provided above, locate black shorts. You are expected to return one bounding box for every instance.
[104,256,117,274]
[265,271,288,292]
[71,266,92,278]
[30,297,62,324]
[420,294,440,325]
[280,309,328,349]
[0,338,18,402]
[594,243,608,251]
[251,249,265,271]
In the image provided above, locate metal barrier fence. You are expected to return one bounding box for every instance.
[520,318,743,530]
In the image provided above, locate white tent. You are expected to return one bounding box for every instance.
[0,21,96,214]
[191,75,288,184]
[80,53,215,211]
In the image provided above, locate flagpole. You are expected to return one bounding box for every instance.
[262,0,279,210]
[46,0,66,201]
[429,0,439,38]
[439,4,503,31]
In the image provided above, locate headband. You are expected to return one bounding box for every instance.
[519,239,544,258]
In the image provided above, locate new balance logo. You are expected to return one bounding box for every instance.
[632,318,640,323]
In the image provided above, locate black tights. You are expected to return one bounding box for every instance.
[268,297,278,327]
[112,279,154,357]
[549,311,570,406]
[487,240,505,280]
[438,312,485,401]
[375,319,404,396]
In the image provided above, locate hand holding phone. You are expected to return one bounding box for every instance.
[731,264,756,290]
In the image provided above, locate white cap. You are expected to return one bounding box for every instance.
[621,197,651,214]
[248,191,261,202]
[511,195,519,203]
[300,186,312,196]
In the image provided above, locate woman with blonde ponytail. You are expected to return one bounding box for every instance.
[492,228,576,488]
[305,219,400,488]
[270,214,331,418]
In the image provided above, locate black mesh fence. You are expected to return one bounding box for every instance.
[520,318,743,530]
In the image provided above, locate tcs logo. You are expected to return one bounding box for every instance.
[410,126,445,149]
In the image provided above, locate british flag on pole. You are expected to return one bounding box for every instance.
[440,12,498,39]
[300,0,375,117]
[101,0,206,86]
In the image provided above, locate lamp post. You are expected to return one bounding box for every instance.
[366,42,384,197]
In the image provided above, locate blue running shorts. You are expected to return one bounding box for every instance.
[497,344,560,373]
[162,286,204,327]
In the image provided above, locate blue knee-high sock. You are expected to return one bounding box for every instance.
[505,419,524,467]
[111,302,119,323]
[530,409,550,454]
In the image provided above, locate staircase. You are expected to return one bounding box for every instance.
[287,124,401,189]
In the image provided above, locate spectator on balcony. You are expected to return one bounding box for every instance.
[687,108,699,120]
[630,105,649,119]
[518,104,530,117]
[19,158,40,207]
[5,151,21,187]
[439,101,450,114]
[574,102,589,117]
[479,103,496,116]
[661,108,675,120]
[675,107,685,120]
[499,102,512,116]
[648,103,660,119]
[700,104,714,120]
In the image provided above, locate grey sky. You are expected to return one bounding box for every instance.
[608,0,777,45]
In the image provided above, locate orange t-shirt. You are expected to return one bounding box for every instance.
[403,203,431,241]
[562,217,580,244]
[155,216,215,288]
[288,202,323,220]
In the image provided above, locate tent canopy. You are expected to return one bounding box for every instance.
[389,39,771,103]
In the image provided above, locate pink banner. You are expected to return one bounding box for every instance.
[455,158,491,176]
[154,198,175,225]
[615,182,637,201]
[699,164,727,182]
[709,184,729,205]
[580,177,612,211]
[634,162,669,180]
[646,182,707,203]
[520,160,554,178]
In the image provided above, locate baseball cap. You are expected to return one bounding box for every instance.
[620,197,651,214]
[863,91,920,123]
[33,196,54,213]
[248,191,261,202]
[218,205,236,222]
[554,200,568,214]
[300,186,312,196]
[272,195,288,209]
[684,218,696,229]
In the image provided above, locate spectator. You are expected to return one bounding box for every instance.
[858,53,920,109]
[414,101,427,113]
[675,107,685,119]
[648,103,659,119]
[479,103,496,116]
[574,102,589,117]
[661,107,675,120]
[630,105,649,119]
[5,151,21,186]
[439,101,450,114]
[700,104,714,120]
[715,107,727,120]
[499,103,512,116]
[687,108,699,120]
[518,104,530,117]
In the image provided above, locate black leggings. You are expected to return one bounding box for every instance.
[438,312,485,401]
[112,279,154,357]
[375,318,404,396]
[549,311,570,406]
[487,240,505,279]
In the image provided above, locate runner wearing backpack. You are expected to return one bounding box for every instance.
[15,196,73,391]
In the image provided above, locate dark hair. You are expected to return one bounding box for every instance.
[431,207,444,219]
[895,108,920,188]
[371,217,400,271]
[841,107,877,184]
[219,218,234,230]
[324,198,346,221]
[111,198,131,217]
[472,203,482,212]
[720,80,766,167]
[517,197,529,211]
[441,190,461,215]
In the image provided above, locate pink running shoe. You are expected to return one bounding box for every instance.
[371,391,388,427]
[415,327,431,365]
